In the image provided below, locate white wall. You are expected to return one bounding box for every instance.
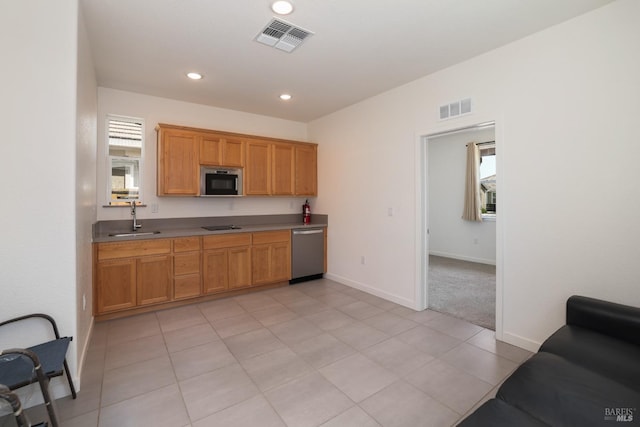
[428,128,496,264]
[75,5,98,381]
[309,0,640,350]
[0,0,80,398]
[97,88,311,222]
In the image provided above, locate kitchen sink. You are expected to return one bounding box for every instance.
[108,231,161,237]
[202,225,242,231]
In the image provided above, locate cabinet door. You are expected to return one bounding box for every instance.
[272,144,295,195]
[228,247,251,290]
[201,136,245,167]
[137,255,172,305]
[158,130,199,195]
[203,249,229,294]
[270,241,291,282]
[174,275,201,300]
[200,135,222,165]
[245,141,271,195]
[251,244,271,285]
[222,138,244,167]
[96,258,136,314]
[295,144,317,196]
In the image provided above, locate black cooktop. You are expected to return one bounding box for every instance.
[202,225,242,231]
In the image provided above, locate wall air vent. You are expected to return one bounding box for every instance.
[439,98,473,120]
[255,18,313,53]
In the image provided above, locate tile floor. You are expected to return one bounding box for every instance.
[23,279,533,427]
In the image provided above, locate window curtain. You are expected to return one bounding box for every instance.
[462,142,482,222]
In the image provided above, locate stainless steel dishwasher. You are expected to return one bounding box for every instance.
[290,227,324,284]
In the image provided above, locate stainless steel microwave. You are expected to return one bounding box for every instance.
[200,167,243,196]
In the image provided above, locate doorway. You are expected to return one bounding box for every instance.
[419,122,502,333]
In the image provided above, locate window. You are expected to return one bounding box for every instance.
[479,145,496,215]
[107,115,144,205]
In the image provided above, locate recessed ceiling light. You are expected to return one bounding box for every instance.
[272,1,293,15]
[279,94,292,100]
[186,72,203,80]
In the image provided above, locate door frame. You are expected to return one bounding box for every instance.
[415,120,504,339]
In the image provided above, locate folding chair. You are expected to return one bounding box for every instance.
[0,314,76,427]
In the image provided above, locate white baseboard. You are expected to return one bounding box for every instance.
[501,331,541,353]
[429,250,496,266]
[324,272,418,310]
[74,317,95,392]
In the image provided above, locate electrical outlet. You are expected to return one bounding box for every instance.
[151,203,159,213]
[361,256,366,265]
[387,207,393,217]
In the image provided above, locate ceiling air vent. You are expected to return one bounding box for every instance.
[255,18,313,53]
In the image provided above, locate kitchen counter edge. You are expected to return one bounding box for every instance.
[93,222,328,243]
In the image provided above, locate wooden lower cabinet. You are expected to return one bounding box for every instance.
[173,237,202,300]
[94,228,301,317]
[137,255,172,306]
[174,274,201,300]
[96,253,173,313]
[202,233,252,294]
[252,231,291,286]
[251,245,271,285]
[202,249,228,294]
[95,239,172,315]
[96,258,136,313]
[228,247,252,289]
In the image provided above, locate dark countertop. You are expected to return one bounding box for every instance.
[93,214,328,243]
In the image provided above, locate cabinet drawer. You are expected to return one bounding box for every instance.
[174,237,201,253]
[97,239,171,261]
[174,252,200,275]
[203,233,251,249]
[252,230,290,245]
[174,275,201,300]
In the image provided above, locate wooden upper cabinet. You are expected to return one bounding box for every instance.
[295,144,317,196]
[272,143,295,195]
[247,141,317,196]
[156,123,316,198]
[245,140,271,195]
[157,126,199,196]
[200,134,244,167]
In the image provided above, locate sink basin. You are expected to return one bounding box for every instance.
[108,231,161,237]
[202,225,242,231]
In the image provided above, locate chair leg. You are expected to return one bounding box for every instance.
[0,385,32,427]
[33,363,60,427]
[63,359,77,399]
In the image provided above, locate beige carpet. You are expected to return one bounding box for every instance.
[428,255,496,330]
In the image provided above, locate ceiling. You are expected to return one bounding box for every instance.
[81,0,614,123]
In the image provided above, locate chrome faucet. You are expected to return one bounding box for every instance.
[131,201,142,231]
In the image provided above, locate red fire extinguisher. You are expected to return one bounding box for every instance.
[303,199,311,224]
